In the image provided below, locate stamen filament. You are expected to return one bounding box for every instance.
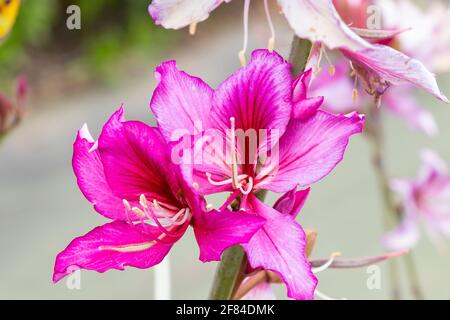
[321,47,335,76]
[229,117,240,189]
[239,0,251,66]
[312,252,341,274]
[264,0,275,52]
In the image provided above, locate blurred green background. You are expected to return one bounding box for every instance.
[0,0,449,300]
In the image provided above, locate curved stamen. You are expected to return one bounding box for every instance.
[312,252,341,274]
[264,0,275,52]
[123,199,132,222]
[239,0,251,66]
[171,208,191,226]
[206,173,234,186]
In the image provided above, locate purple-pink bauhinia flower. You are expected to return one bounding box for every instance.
[150,49,364,299]
[53,107,265,282]
[382,150,450,251]
[148,0,448,103]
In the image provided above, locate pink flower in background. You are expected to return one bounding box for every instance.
[377,0,450,74]
[150,49,363,299]
[382,150,450,251]
[148,0,448,103]
[53,107,265,282]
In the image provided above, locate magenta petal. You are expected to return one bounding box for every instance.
[73,125,132,221]
[149,0,225,29]
[273,188,310,218]
[293,96,324,120]
[150,61,214,141]
[257,111,364,192]
[194,209,265,262]
[98,107,180,206]
[292,68,313,102]
[243,195,317,300]
[210,49,293,151]
[53,221,175,282]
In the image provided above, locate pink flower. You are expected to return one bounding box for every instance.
[310,60,438,136]
[382,150,450,251]
[148,0,448,103]
[150,49,364,299]
[53,107,265,282]
[377,0,450,73]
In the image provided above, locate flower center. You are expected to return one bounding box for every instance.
[205,117,254,196]
[99,195,191,253]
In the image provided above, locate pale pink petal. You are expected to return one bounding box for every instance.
[278,0,367,51]
[98,108,181,208]
[383,180,420,250]
[194,209,265,262]
[256,111,364,192]
[273,188,310,218]
[384,87,438,136]
[150,61,214,141]
[149,0,226,29]
[73,124,134,221]
[243,195,317,300]
[342,45,449,102]
[241,281,276,300]
[53,221,177,282]
[278,0,449,102]
[418,149,448,182]
[382,213,419,251]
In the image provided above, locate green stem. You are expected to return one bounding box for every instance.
[208,37,312,300]
[208,245,247,300]
[288,37,312,77]
[366,97,423,300]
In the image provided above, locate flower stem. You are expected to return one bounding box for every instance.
[208,36,311,300]
[366,96,423,300]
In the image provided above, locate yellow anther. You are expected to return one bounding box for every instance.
[132,207,146,218]
[189,22,197,35]
[239,50,246,67]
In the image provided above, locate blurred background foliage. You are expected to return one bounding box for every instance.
[0,0,177,96]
